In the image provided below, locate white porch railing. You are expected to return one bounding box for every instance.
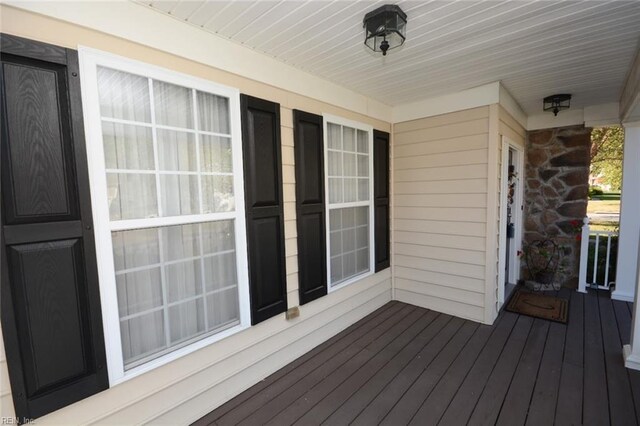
[578,217,619,292]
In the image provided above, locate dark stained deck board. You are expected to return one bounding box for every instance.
[407,317,499,426]
[465,315,534,426]
[214,302,410,426]
[192,301,400,426]
[524,288,571,426]
[554,290,585,426]
[436,311,520,425]
[614,298,633,346]
[318,310,444,426]
[614,297,640,426]
[235,304,419,426]
[351,316,462,426]
[494,318,550,426]
[286,308,437,426]
[195,290,639,426]
[598,291,638,425]
[582,290,610,426]
[386,320,478,425]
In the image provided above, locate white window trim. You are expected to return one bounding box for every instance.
[322,114,375,292]
[78,47,250,385]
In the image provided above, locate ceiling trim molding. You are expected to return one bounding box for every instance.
[4,1,393,122]
[584,102,620,127]
[527,109,585,130]
[392,82,500,123]
[620,43,640,123]
[526,102,621,130]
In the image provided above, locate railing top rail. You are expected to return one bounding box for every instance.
[588,229,618,237]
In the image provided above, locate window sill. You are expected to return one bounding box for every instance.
[109,322,249,386]
[328,269,375,294]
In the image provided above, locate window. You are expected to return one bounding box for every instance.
[324,115,374,289]
[80,49,249,383]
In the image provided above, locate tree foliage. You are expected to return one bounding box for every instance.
[590,126,623,190]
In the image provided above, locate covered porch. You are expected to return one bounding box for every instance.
[196,290,638,426]
[1,2,640,424]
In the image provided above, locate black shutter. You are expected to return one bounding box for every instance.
[0,34,108,420]
[240,95,287,325]
[293,110,327,304]
[374,130,391,272]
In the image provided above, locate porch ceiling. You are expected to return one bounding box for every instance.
[139,1,640,115]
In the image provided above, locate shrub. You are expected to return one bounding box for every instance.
[589,185,604,199]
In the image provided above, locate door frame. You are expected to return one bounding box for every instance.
[497,136,525,308]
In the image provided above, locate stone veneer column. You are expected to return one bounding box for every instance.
[523,125,592,288]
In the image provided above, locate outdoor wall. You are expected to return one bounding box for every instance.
[0,6,392,424]
[392,107,490,323]
[523,125,592,288]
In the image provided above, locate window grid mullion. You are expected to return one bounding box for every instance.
[340,125,346,203]
[192,88,210,332]
[104,169,232,177]
[114,248,236,276]
[147,78,172,348]
[100,116,231,138]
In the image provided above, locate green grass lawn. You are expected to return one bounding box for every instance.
[587,199,621,214]
[587,198,620,231]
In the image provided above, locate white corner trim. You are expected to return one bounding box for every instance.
[624,344,640,370]
[5,1,392,122]
[611,291,636,303]
[392,82,500,123]
[620,45,640,122]
[498,84,527,129]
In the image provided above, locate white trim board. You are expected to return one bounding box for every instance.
[392,82,501,124]
[4,1,392,123]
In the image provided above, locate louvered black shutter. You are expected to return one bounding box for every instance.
[240,95,287,324]
[0,33,108,421]
[293,110,327,304]
[374,130,391,272]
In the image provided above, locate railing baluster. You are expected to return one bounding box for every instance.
[604,234,612,289]
[578,217,590,293]
[593,234,600,288]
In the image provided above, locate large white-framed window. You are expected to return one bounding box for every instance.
[79,48,250,384]
[323,114,375,291]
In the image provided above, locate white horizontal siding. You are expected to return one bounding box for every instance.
[392,107,490,323]
[394,231,486,251]
[395,207,486,223]
[395,289,484,323]
[395,164,488,183]
[395,219,486,237]
[395,255,485,280]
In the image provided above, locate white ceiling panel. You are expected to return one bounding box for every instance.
[139,0,640,114]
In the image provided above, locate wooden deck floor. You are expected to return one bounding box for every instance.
[194,288,640,425]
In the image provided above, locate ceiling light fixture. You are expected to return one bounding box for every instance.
[543,94,572,116]
[363,4,407,56]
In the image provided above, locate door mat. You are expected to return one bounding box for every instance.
[505,290,569,323]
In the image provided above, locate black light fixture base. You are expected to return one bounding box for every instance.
[543,94,572,116]
[363,4,407,56]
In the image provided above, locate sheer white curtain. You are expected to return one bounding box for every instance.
[326,122,371,287]
[97,67,241,368]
